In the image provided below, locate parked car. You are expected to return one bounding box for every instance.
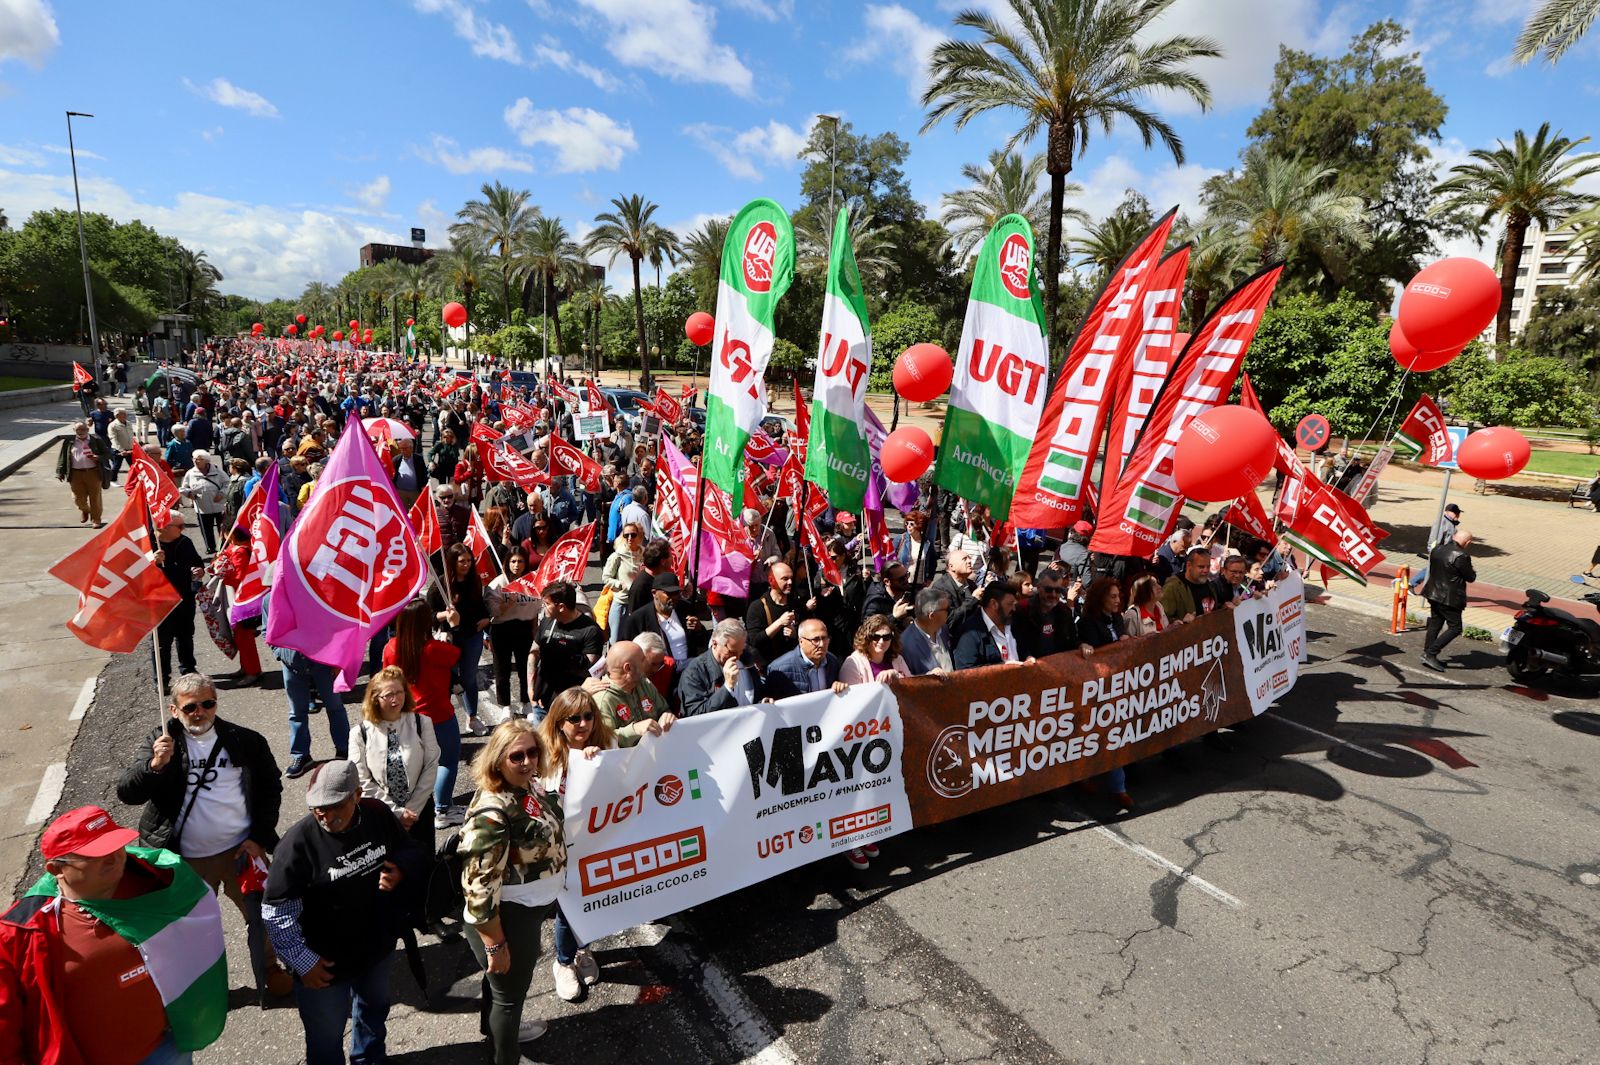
[602,387,652,431]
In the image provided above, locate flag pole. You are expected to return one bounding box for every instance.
[143,500,173,722]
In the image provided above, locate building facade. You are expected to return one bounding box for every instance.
[1510,221,1582,337]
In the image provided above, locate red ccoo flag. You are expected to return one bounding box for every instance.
[71,361,94,392]
[506,521,596,598]
[587,378,605,413]
[653,386,683,425]
[408,491,442,556]
[463,505,500,583]
[124,447,181,527]
[49,482,181,652]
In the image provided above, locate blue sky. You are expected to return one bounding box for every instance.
[0,0,1590,301]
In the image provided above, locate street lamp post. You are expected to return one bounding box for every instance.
[66,111,102,381]
[817,114,840,248]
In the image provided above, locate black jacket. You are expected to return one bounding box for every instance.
[619,601,711,658]
[116,717,283,853]
[677,649,765,716]
[929,573,978,636]
[1422,540,1475,610]
[951,612,1004,670]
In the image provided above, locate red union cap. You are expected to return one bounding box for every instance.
[41,805,139,860]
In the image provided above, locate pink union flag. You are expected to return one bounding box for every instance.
[265,413,427,688]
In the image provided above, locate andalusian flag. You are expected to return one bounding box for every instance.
[802,207,872,513]
[703,199,795,500]
[28,847,227,1051]
[933,215,1049,520]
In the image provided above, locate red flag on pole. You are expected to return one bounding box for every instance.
[792,378,809,441]
[71,362,93,392]
[1221,489,1278,546]
[587,379,605,412]
[482,441,549,489]
[408,491,442,556]
[507,521,596,598]
[799,511,841,586]
[436,375,470,400]
[1281,479,1386,584]
[124,447,181,527]
[48,483,181,652]
[549,435,602,492]
[1391,395,1451,465]
[470,420,503,450]
[653,386,683,425]
[464,505,500,583]
[226,462,283,625]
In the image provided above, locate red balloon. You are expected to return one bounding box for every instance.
[296,314,307,325]
[286,324,297,336]
[1172,404,1278,503]
[405,317,415,327]
[349,319,360,330]
[442,302,468,329]
[1455,426,1530,481]
[881,427,935,483]
[1396,258,1499,354]
[893,343,953,403]
[1389,319,1460,372]
[685,311,715,347]
[332,330,344,342]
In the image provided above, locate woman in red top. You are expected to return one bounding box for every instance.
[212,524,262,682]
[452,444,484,507]
[383,598,464,828]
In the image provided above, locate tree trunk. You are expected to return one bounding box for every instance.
[1189,284,1212,331]
[464,282,474,370]
[631,254,650,390]
[502,264,515,333]
[548,275,565,361]
[1044,120,1076,350]
[1497,214,1528,347]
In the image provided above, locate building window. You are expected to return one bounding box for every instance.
[1514,289,1525,301]
[1517,267,1528,277]
[1540,261,1567,275]
[1545,242,1568,255]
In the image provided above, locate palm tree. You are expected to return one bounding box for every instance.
[428,238,491,366]
[1431,123,1600,344]
[683,217,730,311]
[452,181,540,331]
[395,262,428,329]
[516,217,584,364]
[1178,217,1251,326]
[0,207,9,231]
[172,246,222,309]
[940,150,1080,263]
[300,281,334,326]
[585,194,667,388]
[921,0,1219,339]
[1075,210,1158,280]
[572,276,616,377]
[1208,149,1370,275]
[1515,0,1600,63]
[795,204,900,292]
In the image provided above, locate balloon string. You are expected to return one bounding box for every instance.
[1332,366,1411,487]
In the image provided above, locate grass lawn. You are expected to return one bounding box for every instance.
[1523,448,1600,478]
[0,376,57,392]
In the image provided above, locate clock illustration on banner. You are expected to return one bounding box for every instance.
[926,724,974,799]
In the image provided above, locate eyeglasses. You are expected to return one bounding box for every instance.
[505,748,538,765]
[800,633,828,644]
[178,699,217,712]
[1037,585,1061,597]
[564,712,596,725]
[869,633,894,643]
[376,689,405,701]
[622,532,639,539]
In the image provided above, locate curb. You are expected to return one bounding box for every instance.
[0,430,66,483]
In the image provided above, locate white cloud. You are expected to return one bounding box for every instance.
[1066,155,1223,236]
[183,76,279,118]
[354,175,391,212]
[418,134,535,174]
[411,0,523,62]
[42,143,104,160]
[532,37,620,90]
[200,126,224,142]
[0,164,400,299]
[503,98,636,172]
[0,143,45,167]
[846,5,943,101]
[724,0,793,20]
[576,0,755,96]
[0,0,59,67]
[684,117,814,180]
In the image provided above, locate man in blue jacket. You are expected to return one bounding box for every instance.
[765,619,849,699]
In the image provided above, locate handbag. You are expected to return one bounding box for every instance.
[594,585,614,631]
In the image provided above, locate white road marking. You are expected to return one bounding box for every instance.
[26,762,67,825]
[1270,714,1399,762]
[69,677,96,721]
[1064,811,1244,909]
[614,920,800,1064]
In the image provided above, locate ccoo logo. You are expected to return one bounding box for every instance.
[743,221,778,293]
[998,232,1032,300]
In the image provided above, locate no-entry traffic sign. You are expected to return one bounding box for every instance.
[1295,414,1330,452]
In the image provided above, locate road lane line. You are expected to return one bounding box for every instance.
[1066,812,1244,909]
[26,763,67,825]
[69,677,96,721]
[1270,715,1398,762]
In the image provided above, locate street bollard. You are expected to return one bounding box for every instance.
[1391,565,1410,634]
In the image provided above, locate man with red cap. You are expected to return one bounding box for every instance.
[0,805,227,1064]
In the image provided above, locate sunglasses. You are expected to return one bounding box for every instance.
[179,699,218,712]
[622,532,639,539]
[869,633,894,643]
[505,748,538,765]
[1038,586,1062,596]
[564,712,596,725]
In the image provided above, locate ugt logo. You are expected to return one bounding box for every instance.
[743,221,777,293]
[719,332,761,399]
[998,232,1031,300]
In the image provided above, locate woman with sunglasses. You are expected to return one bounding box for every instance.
[522,517,560,571]
[350,665,440,856]
[487,547,540,718]
[537,688,614,1002]
[840,614,910,687]
[460,719,566,1060]
[602,521,645,638]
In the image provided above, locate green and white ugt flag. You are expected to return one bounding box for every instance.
[703,198,795,499]
[802,207,872,513]
[933,214,1050,520]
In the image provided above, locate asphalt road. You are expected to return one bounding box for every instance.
[14,598,1600,1065]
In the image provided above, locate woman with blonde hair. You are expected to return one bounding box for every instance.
[537,688,615,1001]
[460,718,566,1061]
[350,665,441,853]
[601,521,644,636]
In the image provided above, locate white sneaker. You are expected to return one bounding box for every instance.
[519,701,534,718]
[861,843,880,859]
[466,716,488,737]
[517,1015,548,1040]
[552,959,583,1001]
[434,810,451,830]
[574,948,600,986]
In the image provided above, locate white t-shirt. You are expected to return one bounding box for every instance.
[178,730,251,858]
[658,610,689,663]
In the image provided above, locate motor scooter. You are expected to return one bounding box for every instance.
[1500,576,1600,684]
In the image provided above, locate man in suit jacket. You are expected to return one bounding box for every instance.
[901,587,955,676]
[952,582,1021,670]
[677,619,767,716]
[1421,529,1475,671]
[619,572,710,663]
[766,619,849,699]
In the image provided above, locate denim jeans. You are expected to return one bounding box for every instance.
[292,953,393,1065]
[553,905,580,966]
[136,1033,191,1065]
[283,659,351,760]
[456,629,485,718]
[433,712,462,810]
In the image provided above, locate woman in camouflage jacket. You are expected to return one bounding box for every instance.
[459,718,567,1062]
